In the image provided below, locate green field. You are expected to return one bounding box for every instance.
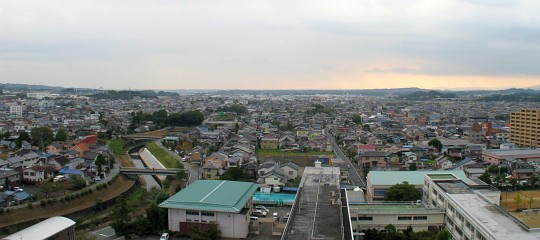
[109,138,127,155]
[145,142,180,168]
[256,149,334,157]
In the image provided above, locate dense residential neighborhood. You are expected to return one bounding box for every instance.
[1,87,540,239]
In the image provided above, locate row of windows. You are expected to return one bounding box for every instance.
[187,211,215,217]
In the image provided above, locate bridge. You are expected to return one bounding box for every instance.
[119,167,185,175]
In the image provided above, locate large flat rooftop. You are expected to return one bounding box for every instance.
[349,204,444,215]
[284,167,342,240]
[449,193,540,240]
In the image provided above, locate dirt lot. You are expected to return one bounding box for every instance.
[0,177,135,228]
[500,190,540,228]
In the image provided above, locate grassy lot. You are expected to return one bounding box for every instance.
[109,138,134,167]
[500,190,540,228]
[145,142,179,168]
[109,138,126,156]
[132,129,168,138]
[256,149,334,157]
[0,177,135,228]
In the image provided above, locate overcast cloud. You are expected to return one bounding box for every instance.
[1,0,540,90]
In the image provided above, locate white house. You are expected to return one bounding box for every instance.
[159,180,259,239]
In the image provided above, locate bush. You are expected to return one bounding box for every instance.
[40,200,47,207]
[27,203,33,209]
[0,208,4,214]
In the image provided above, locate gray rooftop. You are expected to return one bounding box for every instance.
[368,170,469,186]
[448,193,540,240]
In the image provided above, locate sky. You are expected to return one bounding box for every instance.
[1,0,540,90]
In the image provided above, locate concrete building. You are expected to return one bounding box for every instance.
[510,108,540,147]
[423,173,540,240]
[159,180,259,239]
[366,170,468,202]
[284,166,342,240]
[348,203,445,233]
[9,105,23,116]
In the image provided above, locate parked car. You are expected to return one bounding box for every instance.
[250,216,259,221]
[255,205,268,211]
[160,233,169,240]
[253,210,267,217]
[13,187,23,192]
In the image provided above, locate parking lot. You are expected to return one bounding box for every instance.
[248,205,292,239]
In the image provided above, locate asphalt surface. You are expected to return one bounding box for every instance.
[326,132,366,188]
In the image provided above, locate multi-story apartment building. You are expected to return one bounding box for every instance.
[510,109,540,147]
[423,174,540,240]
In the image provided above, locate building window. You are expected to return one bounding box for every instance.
[187,211,199,215]
[201,212,215,217]
[413,216,427,220]
[398,216,412,221]
[358,216,373,221]
[350,217,358,221]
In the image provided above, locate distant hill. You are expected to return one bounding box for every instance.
[398,90,457,100]
[477,92,540,102]
[0,83,64,91]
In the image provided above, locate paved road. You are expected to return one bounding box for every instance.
[326,132,365,188]
[92,226,116,240]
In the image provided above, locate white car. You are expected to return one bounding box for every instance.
[253,210,267,217]
[160,233,169,240]
[13,187,23,192]
[255,205,268,211]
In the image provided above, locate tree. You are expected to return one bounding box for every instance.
[95,154,106,174]
[111,196,131,237]
[428,139,443,152]
[190,223,221,240]
[352,114,362,124]
[514,191,523,211]
[479,172,492,184]
[145,203,167,233]
[220,167,244,181]
[435,229,451,240]
[384,181,422,201]
[16,131,31,148]
[409,163,417,171]
[69,174,87,190]
[55,128,67,141]
[527,194,535,209]
[31,126,54,149]
[362,124,371,132]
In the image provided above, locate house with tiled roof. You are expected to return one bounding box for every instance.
[23,165,56,182]
[159,180,259,238]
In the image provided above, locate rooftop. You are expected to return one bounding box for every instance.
[484,149,540,157]
[368,170,468,186]
[3,216,75,240]
[349,203,445,214]
[435,180,474,194]
[448,193,540,240]
[159,180,259,213]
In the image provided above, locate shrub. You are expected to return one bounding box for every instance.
[27,203,33,209]
[40,200,47,207]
